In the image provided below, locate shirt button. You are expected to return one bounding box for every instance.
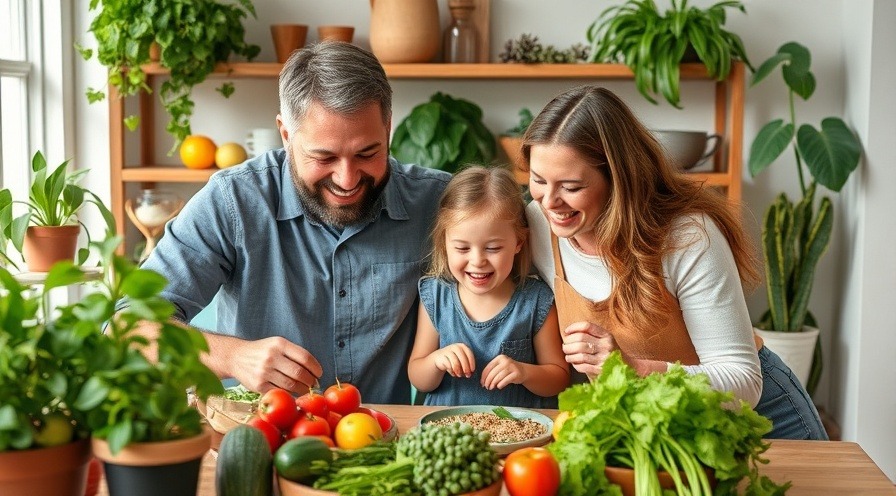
[338,289,347,297]
[338,340,346,348]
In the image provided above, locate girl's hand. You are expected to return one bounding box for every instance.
[562,321,618,380]
[432,343,476,378]
[481,355,526,390]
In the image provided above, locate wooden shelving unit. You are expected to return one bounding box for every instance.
[108,62,745,242]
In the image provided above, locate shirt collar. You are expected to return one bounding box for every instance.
[277,155,410,222]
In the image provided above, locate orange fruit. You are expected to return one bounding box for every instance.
[333,412,382,449]
[179,135,217,169]
[215,142,248,168]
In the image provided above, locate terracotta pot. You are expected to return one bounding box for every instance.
[369,0,440,63]
[317,25,355,43]
[279,475,502,496]
[92,429,211,496]
[149,42,161,62]
[271,24,309,64]
[604,465,717,496]
[498,135,528,185]
[23,225,80,272]
[0,437,92,496]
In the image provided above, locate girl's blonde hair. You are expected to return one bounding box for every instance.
[522,86,760,331]
[427,166,531,285]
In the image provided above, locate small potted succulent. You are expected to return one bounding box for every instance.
[390,92,496,174]
[498,33,590,63]
[0,151,115,272]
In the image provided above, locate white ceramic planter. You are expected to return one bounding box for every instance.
[754,326,820,387]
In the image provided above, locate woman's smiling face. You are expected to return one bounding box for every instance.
[527,143,611,255]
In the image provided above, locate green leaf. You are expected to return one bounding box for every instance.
[492,406,518,420]
[74,375,110,410]
[796,118,862,192]
[120,269,168,299]
[123,115,140,131]
[44,262,86,291]
[748,120,793,177]
[106,417,133,455]
[749,53,789,87]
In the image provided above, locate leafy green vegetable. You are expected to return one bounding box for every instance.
[550,352,791,495]
[222,385,261,403]
[492,406,518,421]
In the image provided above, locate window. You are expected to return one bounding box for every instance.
[0,0,31,195]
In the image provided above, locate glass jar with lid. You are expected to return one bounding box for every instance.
[443,0,478,63]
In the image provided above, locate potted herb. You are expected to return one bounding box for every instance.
[78,0,261,153]
[498,107,534,184]
[390,92,496,174]
[0,263,107,495]
[57,236,224,496]
[587,0,752,108]
[748,42,862,396]
[550,352,790,495]
[0,151,115,272]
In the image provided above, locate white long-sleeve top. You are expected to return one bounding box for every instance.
[526,202,762,406]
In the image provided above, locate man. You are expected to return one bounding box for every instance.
[139,42,450,404]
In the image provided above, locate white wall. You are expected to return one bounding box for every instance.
[72,0,895,480]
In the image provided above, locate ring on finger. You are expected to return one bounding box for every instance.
[587,341,595,353]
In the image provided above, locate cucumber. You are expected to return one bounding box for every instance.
[274,436,334,483]
[216,424,273,496]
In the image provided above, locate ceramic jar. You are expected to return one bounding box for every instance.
[369,0,440,63]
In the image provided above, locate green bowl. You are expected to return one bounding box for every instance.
[418,405,553,456]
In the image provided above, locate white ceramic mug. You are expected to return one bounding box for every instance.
[245,128,283,157]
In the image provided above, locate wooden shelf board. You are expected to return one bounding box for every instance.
[141,62,716,80]
[121,166,217,183]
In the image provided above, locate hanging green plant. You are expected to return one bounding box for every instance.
[78,0,261,154]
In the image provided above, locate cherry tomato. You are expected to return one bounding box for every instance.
[247,416,284,453]
[296,390,329,418]
[503,447,561,496]
[258,388,300,431]
[288,413,331,440]
[323,380,362,416]
[325,410,343,432]
[299,434,335,448]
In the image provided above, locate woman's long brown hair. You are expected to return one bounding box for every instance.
[522,86,759,330]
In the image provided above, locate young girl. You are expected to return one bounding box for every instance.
[408,166,569,408]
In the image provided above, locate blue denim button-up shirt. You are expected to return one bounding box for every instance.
[141,150,450,404]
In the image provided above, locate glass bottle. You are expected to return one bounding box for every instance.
[443,0,478,63]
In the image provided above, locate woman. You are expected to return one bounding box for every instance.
[523,85,827,440]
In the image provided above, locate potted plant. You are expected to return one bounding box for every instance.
[64,236,224,495]
[0,262,108,495]
[78,0,261,153]
[498,33,590,63]
[498,107,533,184]
[549,352,790,495]
[0,151,115,272]
[390,92,496,174]
[748,42,862,396]
[587,0,753,108]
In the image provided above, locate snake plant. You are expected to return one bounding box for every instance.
[749,42,862,396]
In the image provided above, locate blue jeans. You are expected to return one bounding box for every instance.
[755,346,829,440]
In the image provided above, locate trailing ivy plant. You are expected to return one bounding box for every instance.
[78,0,260,154]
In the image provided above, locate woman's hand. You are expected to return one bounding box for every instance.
[432,343,476,378]
[562,321,618,380]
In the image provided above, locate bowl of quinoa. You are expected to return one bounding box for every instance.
[419,405,553,455]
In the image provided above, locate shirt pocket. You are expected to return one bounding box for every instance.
[372,261,422,335]
[500,338,534,363]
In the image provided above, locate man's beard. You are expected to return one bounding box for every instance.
[288,148,390,228]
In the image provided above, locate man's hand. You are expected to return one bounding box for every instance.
[208,334,323,395]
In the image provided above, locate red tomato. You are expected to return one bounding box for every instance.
[288,413,331,440]
[325,411,343,432]
[296,390,329,418]
[503,447,561,496]
[300,434,335,448]
[258,388,300,432]
[323,381,362,416]
[247,416,284,453]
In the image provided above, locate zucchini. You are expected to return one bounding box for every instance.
[274,436,334,483]
[216,424,273,496]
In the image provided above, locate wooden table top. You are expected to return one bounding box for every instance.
[99,404,895,496]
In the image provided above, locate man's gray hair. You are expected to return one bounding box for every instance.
[278,41,392,133]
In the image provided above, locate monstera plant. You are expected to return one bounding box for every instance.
[749,42,862,396]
